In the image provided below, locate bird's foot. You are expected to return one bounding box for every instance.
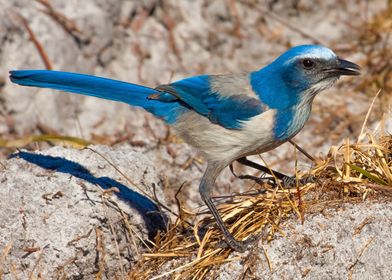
[281,174,315,188]
[217,231,262,253]
[235,174,270,185]
[234,173,315,189]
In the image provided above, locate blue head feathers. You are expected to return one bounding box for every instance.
[250,45,360,111]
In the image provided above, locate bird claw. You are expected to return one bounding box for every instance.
[236,174,270,185]
[281,175,315,188]
[236,173,315,188]
[217,232,262,253]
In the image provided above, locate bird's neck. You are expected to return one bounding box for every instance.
[250,67,303,109]
[250,68,314,140]
[274,96,313,140]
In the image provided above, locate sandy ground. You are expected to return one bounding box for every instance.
[217,201,392,279]
[2,146,392,279]
[0,0,391,279]
[0,145,166,279]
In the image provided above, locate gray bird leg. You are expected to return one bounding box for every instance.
[236,157,288,180]
[199,162,260,252]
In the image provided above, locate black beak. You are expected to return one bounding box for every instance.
[325,58,361,76]
[337,58,361,75]
[323,58,361,76]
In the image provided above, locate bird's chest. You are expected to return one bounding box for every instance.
[273,104,312,141]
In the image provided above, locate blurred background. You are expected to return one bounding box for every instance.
[0,0,390,206]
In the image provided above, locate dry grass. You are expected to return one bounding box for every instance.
[353,4,392,94]
[128,126,392,279]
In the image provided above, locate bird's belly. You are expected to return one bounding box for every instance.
[243,139,284,157]
[174,110,278,164]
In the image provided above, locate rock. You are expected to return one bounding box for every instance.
[0,145,167,279]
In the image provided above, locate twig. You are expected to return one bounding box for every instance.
[174,182,195,228]
[0,241,13,277]
[242,1,325,45]
[87,147,181,220]
[35,0,88,46]
[16,13,53,69]
[348,237,374,280]
[101,200,126,279]
[161,13,183,67]
[358,89,382,143]
[95,228,106,279]
[28,249,43,279]
[228,0,242,37]
[289,139,315,162]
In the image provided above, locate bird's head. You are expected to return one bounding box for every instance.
[271,45,360,97]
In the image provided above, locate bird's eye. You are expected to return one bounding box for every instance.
[302,58,315,69]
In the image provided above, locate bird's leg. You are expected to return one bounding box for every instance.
[229,164,271,185]
[235,157,314,187]
[199,162,260,252]
[236,157,288,180]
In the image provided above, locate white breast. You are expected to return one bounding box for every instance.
[285,78,337,138]
[174,109,277,164]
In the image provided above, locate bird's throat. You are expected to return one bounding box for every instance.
[273,98,313,141]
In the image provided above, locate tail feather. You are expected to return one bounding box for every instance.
[10,70,181,123]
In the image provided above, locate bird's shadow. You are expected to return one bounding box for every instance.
[11,151,167,240]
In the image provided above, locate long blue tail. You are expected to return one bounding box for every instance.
[9,70,181,123]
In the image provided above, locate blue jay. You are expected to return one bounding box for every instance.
[9,45,360,252]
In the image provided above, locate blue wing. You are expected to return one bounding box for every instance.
[153,75,264,129]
